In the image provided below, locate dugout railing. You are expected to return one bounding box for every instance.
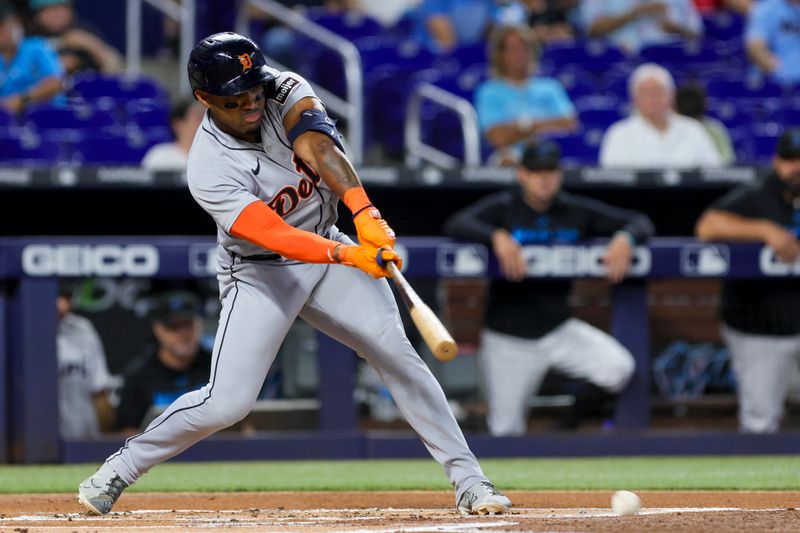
[3,236,800,463]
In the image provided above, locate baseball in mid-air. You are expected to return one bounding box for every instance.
[611,490,641,516]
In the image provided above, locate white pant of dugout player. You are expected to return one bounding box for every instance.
[480,319,635,436]
[723,325,800,434]
[105,228,488,503]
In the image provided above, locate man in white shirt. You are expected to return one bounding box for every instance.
[599,63,723,169]
[141,98,205,171]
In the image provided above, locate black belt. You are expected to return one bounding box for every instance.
[243,252,282,261]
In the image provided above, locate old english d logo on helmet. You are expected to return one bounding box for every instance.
[238,53,253,73]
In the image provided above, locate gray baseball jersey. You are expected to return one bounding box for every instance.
[57,312,113,440]
[104,72,489,503]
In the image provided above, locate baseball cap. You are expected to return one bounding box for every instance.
[520,140,561,171]
[777,128,800,160]
[150,291,200,324]
[30,0,70,10]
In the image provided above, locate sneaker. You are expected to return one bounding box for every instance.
[457,481,512,515]
[77,463,128,515]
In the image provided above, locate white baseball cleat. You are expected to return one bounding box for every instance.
[457,481,512,515]
[77,463,128,515]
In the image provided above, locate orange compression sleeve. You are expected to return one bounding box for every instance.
[342,186,372,216]
[230,201,339,263]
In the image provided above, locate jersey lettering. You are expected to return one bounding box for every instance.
[267,170,321,217]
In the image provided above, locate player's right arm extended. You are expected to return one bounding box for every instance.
[230,201,399,277]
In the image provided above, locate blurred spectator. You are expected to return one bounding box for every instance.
[599,63,722,168]
[142,98,205,171]
[693,0,751,14]
[496,0,577,43]
[117,291,212,433]
[675,82,735,165]
[695,128,800,433]
[581,0,704,54]
[0,0,62,113]
[57,282,115,439]
[475,25,577,165]
[443,140,652,436]
[745,0,800,86]
[411,0,498,53]
[28,0,122,74]
[342,0,421,27]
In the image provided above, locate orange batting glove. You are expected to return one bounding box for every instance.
[334,244,402,279]
[343,187,396,249]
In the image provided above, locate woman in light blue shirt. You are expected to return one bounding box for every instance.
[474,25,577,165]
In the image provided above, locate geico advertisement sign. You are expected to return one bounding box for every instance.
[22,244,159,276]
[520,245,651,277]
[760,247,800,275]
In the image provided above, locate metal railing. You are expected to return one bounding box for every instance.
[236,0,364,164]
[405,83,481,169]
[126,0,195,94]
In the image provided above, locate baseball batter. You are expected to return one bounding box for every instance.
[77,32,510,516]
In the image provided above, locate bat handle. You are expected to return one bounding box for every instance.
[377,248,400,277]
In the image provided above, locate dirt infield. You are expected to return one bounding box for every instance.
[1,491,798,532]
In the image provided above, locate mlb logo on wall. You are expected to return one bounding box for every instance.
[188,245,217,277]
[680,244,730,276]
[437,244,487,276]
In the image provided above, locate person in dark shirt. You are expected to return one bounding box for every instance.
[443,140,654,435]
[117,291,212,433]
[695,127,800,433]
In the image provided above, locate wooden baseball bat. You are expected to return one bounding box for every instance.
[386,261,459,361]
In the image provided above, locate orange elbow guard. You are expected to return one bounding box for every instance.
[230,201,338,263]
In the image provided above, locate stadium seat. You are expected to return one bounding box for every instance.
[304,8,382,40]
[543,132,599,166]
[750,122,784,163]
[73,131,152,165]
[71,73,167,102]
[702,11,745,42]
[0,135,63,164]
[24,102,117,131]
[539,41,626,72]
[125,99,170,129]
[579,108,624,130]
[638,43,720,66]
[706,78,784,100]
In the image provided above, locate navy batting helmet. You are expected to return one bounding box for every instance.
[188,32,278,96]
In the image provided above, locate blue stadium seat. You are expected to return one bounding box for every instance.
[579,108,624,130]
[0,134,63,165]
[706,78,784,100]
[702,12,745,42]
[544,132,599,167]
[71,73,167,102]
[73,131,152,165]
[24,102,117,131]
[304,8,382,40]
[125,99,170,129]
[574,94,623,112]
[638,43,720,66]
[0,107,13,129]
[539,41,626,72]
[750,122,784,163]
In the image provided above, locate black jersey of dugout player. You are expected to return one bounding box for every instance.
[444,186,654,339]
[117,346,213,430]
[711,171,800,335]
